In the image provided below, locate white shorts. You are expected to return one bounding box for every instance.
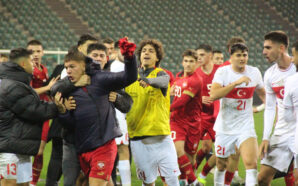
[215,130,257,158]
[0,153,32,183]
[130,135,180,184]
[261,135,295,173]
[115,110,129,145]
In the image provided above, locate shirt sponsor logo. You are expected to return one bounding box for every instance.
[97,161,105,170]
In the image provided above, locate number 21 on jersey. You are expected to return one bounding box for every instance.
[237,100,246,110]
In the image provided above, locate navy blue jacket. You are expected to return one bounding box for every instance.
[52,56,137,153]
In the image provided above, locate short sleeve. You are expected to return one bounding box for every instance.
[212,67,225,86]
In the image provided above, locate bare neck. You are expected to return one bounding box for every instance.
[276,53,292,70]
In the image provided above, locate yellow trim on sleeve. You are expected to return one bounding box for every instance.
[183,90,195,98]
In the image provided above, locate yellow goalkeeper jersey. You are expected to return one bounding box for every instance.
[125,68,171,138]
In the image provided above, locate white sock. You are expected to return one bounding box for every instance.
[199,172,206,179]
[118,160,131,186]
[214,168,225,186]
[245,169,258,186]
[234,170,239,177]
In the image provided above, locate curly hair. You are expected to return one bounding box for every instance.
[136,39,164,67]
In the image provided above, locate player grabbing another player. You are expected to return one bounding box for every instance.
[210,43,265,186]
[125,39,180,186]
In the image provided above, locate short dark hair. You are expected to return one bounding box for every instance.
[64,46,86,63]
[182,49,198,61]
[114,41,120,49]
[196,44,213,53]
[27,39,43,47]
[9,48,32,62]
[213,50,223,54]
[136,39,164,67]
[226,37,245,51]
[103,37,114,44]
[230,43,249,55]
[77,34,98,47]
[292,40,298,51]
[87,43,107,54]
[264,31,289,48]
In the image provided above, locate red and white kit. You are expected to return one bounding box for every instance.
[212,65,263,157]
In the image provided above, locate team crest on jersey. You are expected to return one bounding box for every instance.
[97,161,105,170]
[182,82,187,87]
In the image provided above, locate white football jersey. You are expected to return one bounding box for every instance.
[213,65,264,134]
[264,63,296,136]
[283,72,298,153]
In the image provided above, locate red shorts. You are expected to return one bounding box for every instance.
[170,121,201,155]
[200,119,216,141]
[41,120,50,141]
[79,140,117,180]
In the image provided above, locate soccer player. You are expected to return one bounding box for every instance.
[212,50,224,65]
[103,37,115,60]
[210,43,265,186]
[220,36,247,185]
[284,40,298,185]
[52,39,137,186]
[170,49,203,186]
[0,48,64,186]
[195,44,220,185]
[87,42,133,186]
[26,40,59,186]
[125,39,180,186]
[258,31,296,186]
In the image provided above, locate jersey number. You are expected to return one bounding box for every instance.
[175,86,182,97]
[7,163,16,176]
[237,100,246,111]
[216,145,225,156]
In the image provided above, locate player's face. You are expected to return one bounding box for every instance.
[103,43,115,58]
[79,40,97,56]
[182,56,197,74]
[88,50,107,69]
[230,50,248,72]
[197,49,212,66]
[292,47,298,66]
[212,53,224,65]
[65,60,85,83]
[140,44,158,69]
[27,45,44,67]
[263,40,281,63]
[20,57,34,74]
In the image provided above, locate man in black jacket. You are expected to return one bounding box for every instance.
[52,39,137,186]
[0,48,64,186]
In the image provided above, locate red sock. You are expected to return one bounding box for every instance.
[178,155,197,184]
[224,170,235,185]
[201,162,212,177]
[31,154,43,185]
[196,149,207,167]
[285,163,295,186]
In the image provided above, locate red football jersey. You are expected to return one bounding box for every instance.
[31,64,49,101]
[195,65,220,117]
[170,72,203,125]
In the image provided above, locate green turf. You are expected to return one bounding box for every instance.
[38,111,286,185]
